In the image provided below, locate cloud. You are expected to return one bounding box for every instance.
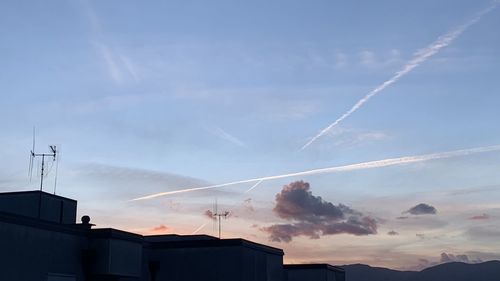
[468,213,490,220]
[204,210,216,220]
[76,164,238,202]
[416,233,426,240]
[466,226,500,242]
[408,252,486,270]
[206,126,246,147]
[81,0,140,84]
[323,127,389,149]
[261,181,377,242]
[405,203,437,215]
[447,184,500,196]
[441,253,482,264]
[150,224,171,234]
[359,50,377,66]
[387,230,399,236]
[243,198,254,212]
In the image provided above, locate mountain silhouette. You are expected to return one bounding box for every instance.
[342,260,500,281]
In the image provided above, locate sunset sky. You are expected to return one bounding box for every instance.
[1,0,500,270]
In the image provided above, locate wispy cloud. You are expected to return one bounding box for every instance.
[95,43,123,82]
[468,213,491,220]
[131,144,500,200]
[323,127,389,148]
[207,126,246,147]
[81,0,140,84]
[301,2,499,150]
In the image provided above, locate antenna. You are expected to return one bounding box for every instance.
[53,145,61,195]
[211,200,231,239]
[28,129,58,192]
[28,127,35,181]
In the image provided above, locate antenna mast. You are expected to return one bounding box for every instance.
[29,129,58,192]
[212,200,230,239]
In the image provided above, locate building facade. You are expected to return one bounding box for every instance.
[0,190,345,281]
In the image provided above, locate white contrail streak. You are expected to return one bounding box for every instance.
[244,179,263,193]
[191,222,208,234]
[131,144,500,201]
[301,2,499,150]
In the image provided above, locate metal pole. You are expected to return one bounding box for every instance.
[40,154,45,191]
[218,215,221,239]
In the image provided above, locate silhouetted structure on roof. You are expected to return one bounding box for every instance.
[0,190,345,281]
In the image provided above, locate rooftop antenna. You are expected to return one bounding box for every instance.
[53,145,61,195]
[211,199,230,239]
[28,128,58,193]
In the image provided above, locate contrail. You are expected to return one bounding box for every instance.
[244,179,263,193]
[191,222,208,234]
[301,2,499,150]
[131,144,500,201]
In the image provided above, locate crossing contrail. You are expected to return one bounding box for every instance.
[300,2,499,150]
[191,222,208,234]
[131,144,500,201]
[245,179,263,193]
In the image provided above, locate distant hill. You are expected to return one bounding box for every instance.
[341,264,415,281]
[342,260,500,281]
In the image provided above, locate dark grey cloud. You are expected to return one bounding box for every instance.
[204,210,216,220]
[261,181,377,242]
[387,230,399,236]
[404,203,437,215]
[416,233,426,239]
[243,198,254,212]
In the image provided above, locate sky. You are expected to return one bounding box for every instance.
[1,0,500,270]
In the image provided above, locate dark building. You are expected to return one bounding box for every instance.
[285,264,345,281]
[0,190,345,281]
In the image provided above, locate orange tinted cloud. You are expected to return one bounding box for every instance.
[468,214,490,220]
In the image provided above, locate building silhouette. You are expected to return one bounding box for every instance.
[0,190,345,281]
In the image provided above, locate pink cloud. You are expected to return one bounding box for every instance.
[468,214,490,220]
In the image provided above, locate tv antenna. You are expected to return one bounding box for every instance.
[28,128,58,193]
[211,200,230,239]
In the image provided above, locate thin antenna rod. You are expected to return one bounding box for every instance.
[53,146,60,195]
[40,154,45,191]
[28,127,36,181]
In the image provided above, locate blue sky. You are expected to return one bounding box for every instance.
[1,0,500,269]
